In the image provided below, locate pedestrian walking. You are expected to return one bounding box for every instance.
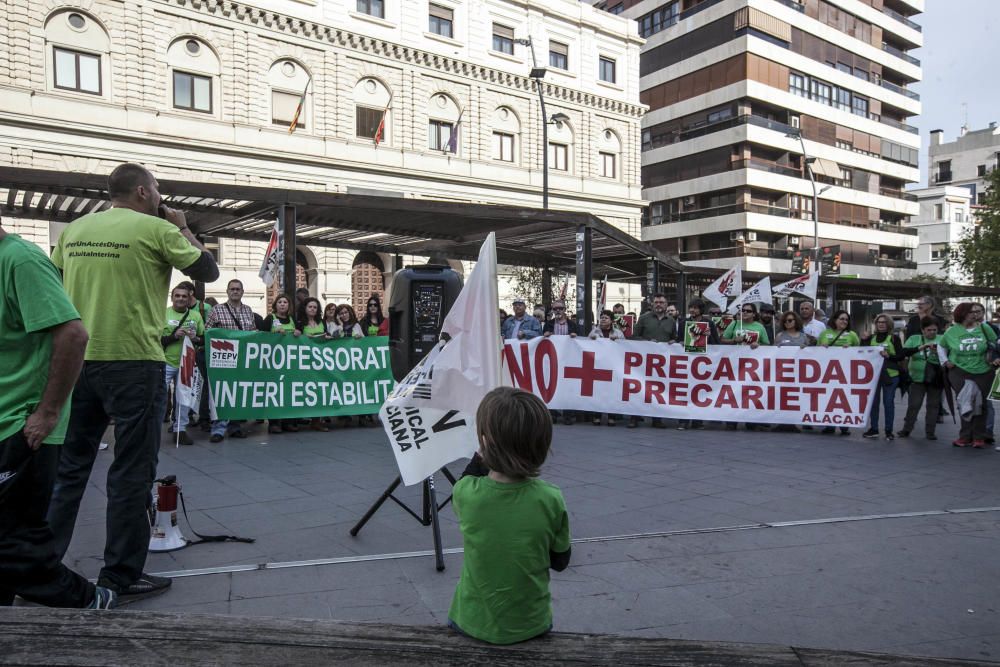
[47,163,219,602]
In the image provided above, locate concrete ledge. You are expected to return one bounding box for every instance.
[0,608,995,666]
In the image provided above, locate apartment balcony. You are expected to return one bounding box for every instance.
[643,115,797,152]
[877,115,919,135]
[678,245,916,269]
[878,187,918,202]
[879,79,920,101]
[882,6,922,33]
[882,43,920,67]
[772,0,805,12]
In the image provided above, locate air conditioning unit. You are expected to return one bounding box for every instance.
[904,249,913,260]
[746,231,758,242]
[788,237,800,247]
[730,231,745,242]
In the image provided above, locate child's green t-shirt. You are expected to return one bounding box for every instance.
[449,475,571,645]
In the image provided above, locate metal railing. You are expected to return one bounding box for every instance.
[879,115,920,135]
[871,221,918,235]
[879,79,920,101]
[643,114,797,152]
[773,0,806,12]
[741,158,801,177]
[678,246,917,269]
[882,6,922,32]
[679,0,725,20]
[882,42,920,66]
[878,187,919,202]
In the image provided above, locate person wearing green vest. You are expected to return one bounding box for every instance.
[0,223,117,610]
[860,314,910,441]
[161,284,205,445]
[937,302,1000,448]
[817,310,860,435]
[898,317,944,440]
[260,294,301,435]
[47,163,219,603]
[296,297,326,338]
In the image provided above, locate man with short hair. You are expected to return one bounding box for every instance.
[759,304,777,344]
[630,294,677,428]
[798,301,826,340]
[48,163,219,603]
[294,287,310,311]
[905,295,948,340]
[674,299,719,432]
[543,300,579,425]
[0,221,116,610]
[162,285,204,446]
[501,298,542,340]
[666,304,679,319]
[205,279,256,442]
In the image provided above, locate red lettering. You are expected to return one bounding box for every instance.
[624,352,643,375]
[738,358,759,383]
[851,388,871,413]
[668,381,688,406]
[775,358,794,383]
[801,386,824,411]
[820,361,847,384]
[645,354,667,378]
[800,359,821,383]
[743,385,764,410]
[622,379,642,400]
[826,388,850,413]
[503,343,532,391]
[716,384,738,408]
[852,360,875,384]
[691,357,712,381]
[645,380,666,405]
[778,386,800,410]
[534,338,558,403]
[668,355,688,379]
[714,358,735,382]
[692,383,712,407]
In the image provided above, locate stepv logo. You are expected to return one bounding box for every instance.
[209,339,240,368]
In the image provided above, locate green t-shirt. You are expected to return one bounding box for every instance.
[162,307,205,368]
[51,207,202,362]
[866,334,899,377]
[722,320,770,345]
[939,324,997,375]
[449,475,571,645]
[0,234,81,444]
[903,334,940,384]
[818,328,860,347]
[301,322,325,337]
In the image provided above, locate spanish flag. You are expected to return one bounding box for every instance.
[288,77,311,134]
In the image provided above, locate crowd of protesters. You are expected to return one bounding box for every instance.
[501,293,1000,449]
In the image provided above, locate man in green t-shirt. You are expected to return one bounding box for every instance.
[162,285,205,445]
[0,223,115,609]
[47,164,219,603]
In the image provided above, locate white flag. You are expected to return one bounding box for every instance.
[596,274,608,313]
[703,266,742,308]
[176,336,199,409]
[726,276,773,314]
[258,217,281,287]
[380,233,500,485]
[773,271,818,302]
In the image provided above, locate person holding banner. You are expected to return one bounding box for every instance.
[543,300,579,426]
[205,279,256,443]
[721,304,769,348]
[799,302,827,340]
[675,300,719,431]
[297,298,326,338]
[774,311,812,348]
[817,310,861,435]
[359,295,389,337]
[589,310,625,427]
[898,317,944,440]
[261,295,301,435]
[631,294,677,429]
[162,285,205,446]
[327,304,364,340]
[937,302,999,448]
[501,298,542,341]
[861,314,909,441]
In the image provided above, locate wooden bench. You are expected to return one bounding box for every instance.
[0,608,993,666]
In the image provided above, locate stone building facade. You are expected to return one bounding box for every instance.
[0,0,647,313]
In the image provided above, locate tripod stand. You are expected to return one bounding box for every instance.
[350,467,458,571]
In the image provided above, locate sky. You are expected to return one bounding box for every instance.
[911,0,1000,185]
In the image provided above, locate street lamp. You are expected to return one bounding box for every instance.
[515,37,551,209]
[786,129,821,274]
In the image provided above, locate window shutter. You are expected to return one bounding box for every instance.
[429,4,453,20]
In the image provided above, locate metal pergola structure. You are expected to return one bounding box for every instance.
[0,166,685,332]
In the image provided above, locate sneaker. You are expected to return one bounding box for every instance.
[209,434,223,443]
[839,428,850,436]
[652,419,667,429]
[692,421,705,430]
[268,423,282,434]
[926,434,937,441]
[283,422,299,433]
[98,573,171,603]
[592,417,601,426]
[229,429,247,439]
[885,432,894,441]
[607,418,616,427]
[87,586,117,609]
[821,426,835,434]
[627,418,638,429]
[953,439,970,448]
[862,429,879,439]
[676,422,687,431]
[176,430,193,446]
[897,430,911,438]
[972,440,987,449]
[562,415,575,426]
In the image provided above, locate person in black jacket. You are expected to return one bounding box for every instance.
[542,300,578,424]
[905,295,948,340]
[862,313,918,441]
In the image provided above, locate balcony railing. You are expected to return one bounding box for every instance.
[882,6,922,32]
[643,114,798,152]
[878,187,919,202]
[772,0,806,12]
[644,203,919,236]
[879,79,920,101]
[679,0,725,21]
[741,157,802,177]
[871,220,918,235]
[678,246,916,268]
[879,115,919,135]
[882,43,920,66]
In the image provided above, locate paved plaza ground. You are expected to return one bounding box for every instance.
[61,396,1000,663]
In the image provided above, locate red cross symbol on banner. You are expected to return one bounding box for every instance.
[563,351,613,397]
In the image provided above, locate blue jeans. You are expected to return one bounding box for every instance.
[47,361,166,589]
[869,376,900,433]
[164,365,189,431]
[987,401,995,434]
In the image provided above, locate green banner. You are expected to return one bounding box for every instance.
[204,330,394,419]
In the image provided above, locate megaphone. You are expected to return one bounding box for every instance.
[149,476,188,552]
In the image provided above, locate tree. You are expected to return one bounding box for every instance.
[505,266,570,308]
[947,167,1000,286]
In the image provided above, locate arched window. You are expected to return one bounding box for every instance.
[597,129,622,180]
[491,106,520,163]
[45,10,111,97]
[426,93,461,155]
[268,59,311,131]
[352,252,386,317]
[354,77,391,144]
[167,37,220,114]
[547,115,574,173]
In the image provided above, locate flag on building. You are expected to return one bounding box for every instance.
[773,271,819,301]
[258,216,281,287]
[726,276,773,315]
[381,233,500,485]
[445,106,464,154]
[373,92,393,146]
[559,277,569,301]
[287,77,311,135]
[596,274,608,313]
[703,265,742,308]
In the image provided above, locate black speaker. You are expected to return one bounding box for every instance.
[386,265,463,380]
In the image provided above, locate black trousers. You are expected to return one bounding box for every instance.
[902,383,942,435]
[47,361,166,589]
[0,431,94,607]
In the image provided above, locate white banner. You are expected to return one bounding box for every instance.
[258,217,281,287]
[726,276,773,315]
[774,271,819,302]
[703,266,742,309]
[502,337,883,427]
[381,233,500,486]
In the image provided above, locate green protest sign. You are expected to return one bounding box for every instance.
[204,330,394,419]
